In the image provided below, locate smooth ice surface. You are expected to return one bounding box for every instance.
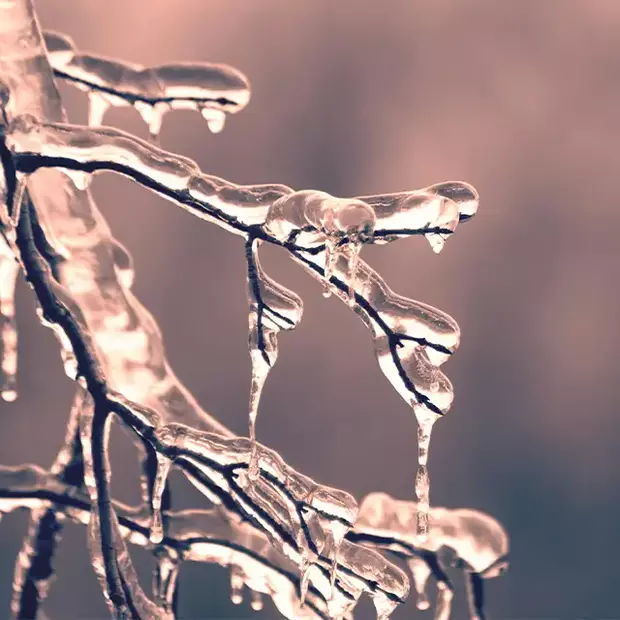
[42,31,251,138]
[0,15,481,615]
[355,492,509,617]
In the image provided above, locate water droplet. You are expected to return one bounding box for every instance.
[412,403,440,542]
[149,453,171,544]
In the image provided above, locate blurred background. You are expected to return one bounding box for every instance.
[1,1,619,618]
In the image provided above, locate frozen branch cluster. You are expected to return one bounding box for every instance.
[0,2,508,619]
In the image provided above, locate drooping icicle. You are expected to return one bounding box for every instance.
[200,106,226,134]
[413,402,439,542]
[247,353,268,481]
[424,198,460,254]
[230,566,245,605]
[149,453,172,544]
[245,238,303,481]
[152,549,180,613]
[299,556,313,605]
[326,520,348,595]
[407,556,432,610]
[134,101,169,143]
[0,240,19,402]
[250,589,263,611]
[435,583,454,620]
[347,235,361,307]
[87,91,110,128]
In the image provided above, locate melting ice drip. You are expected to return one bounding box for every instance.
[354,492,510,619]
[43,30,251,140]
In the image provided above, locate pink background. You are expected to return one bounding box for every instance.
[1,2,618,618]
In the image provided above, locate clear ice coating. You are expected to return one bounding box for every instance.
[245,238,303,480]
[355,492,509,618]
[42,31,251,139]
[0,236,18,401]
[0,11,482,614]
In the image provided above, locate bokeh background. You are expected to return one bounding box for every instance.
[1,1,619,618]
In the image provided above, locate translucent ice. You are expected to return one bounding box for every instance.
[43,33,251,137]
[245,238,302,479]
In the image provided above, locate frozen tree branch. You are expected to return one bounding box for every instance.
[0,1,508,618]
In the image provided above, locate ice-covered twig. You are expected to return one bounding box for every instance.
[43,30,251,139]
[11,386,85,618]
[13,194,409,617]
[349,492,509,619]
[6,119,476,418]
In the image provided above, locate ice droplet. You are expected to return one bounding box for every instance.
[230,566,244,605]
[87,91,109,127]
[149,453,172,544]
[412,403,439,542]
[250,589,263,611]
[201,107,226,134]
[247,358,267,481]
[435,583,454,620]
[135,101,169,142]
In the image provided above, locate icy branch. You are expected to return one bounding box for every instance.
[43,31,250,138]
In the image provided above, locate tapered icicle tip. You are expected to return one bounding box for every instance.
[1,388,17,402]
[230,567,244,605]
[412,401,440,542]
[250,590,263,611]
[149,454,172,544]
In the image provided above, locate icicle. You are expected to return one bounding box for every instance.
[373,591,398,620]
[87,91,110,127]
[322,237,337,298]
[434,583,454,620]
[149,453,172,544]
[61,168,91,191]
[200,107,226,134]
[230,566,244,605]
[153,549,180,612]
[347,235,361,307]
[425,232,448,254]
[412,402,440,542]
[407,556,431,610]
[0,244,19,402]
[247,357,268,481]
[327,521,348,596]
[299,556,312,605]
[134,101,169,143]
[250,589,263,611]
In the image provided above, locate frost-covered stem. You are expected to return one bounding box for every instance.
[11,386,85,618]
